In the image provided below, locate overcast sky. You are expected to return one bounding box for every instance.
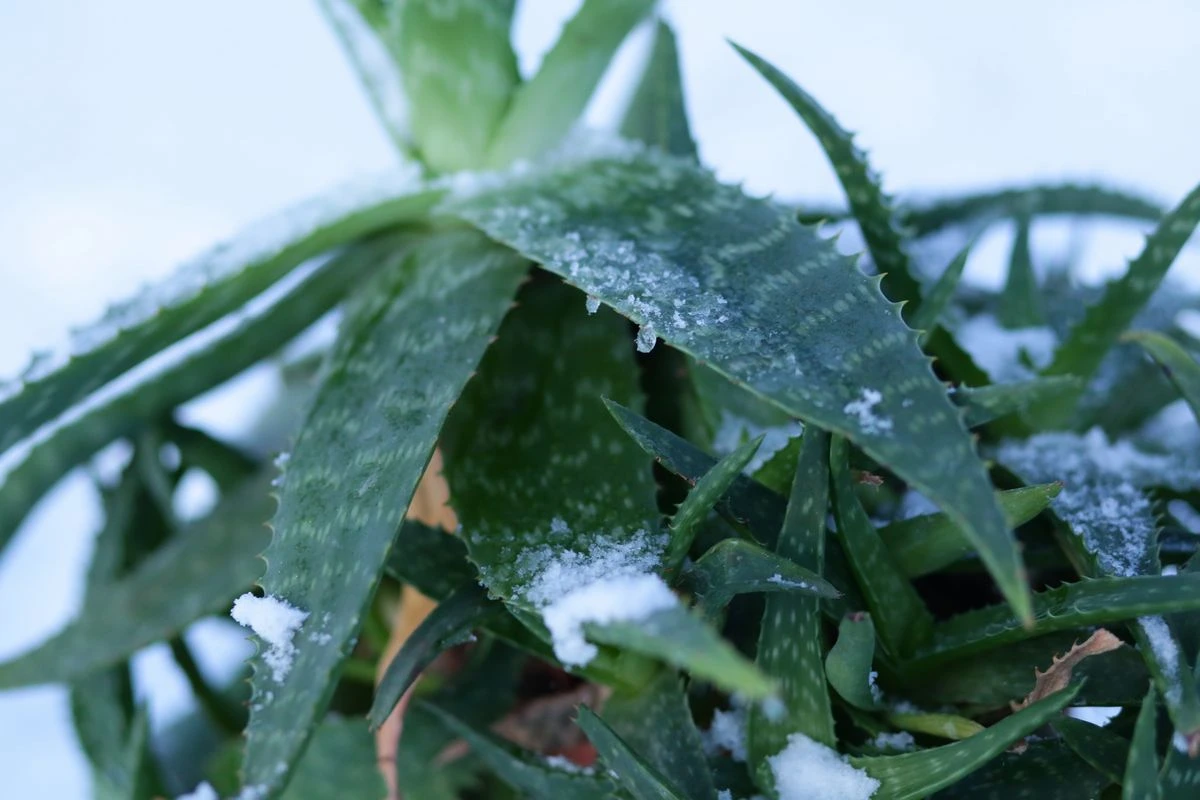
[1,1,1198,796]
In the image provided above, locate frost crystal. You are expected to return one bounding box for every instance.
[231,593,310,683]
[842,388,893,435]
[585,295,601,315]
[768,733,879,800]
[702,705,748,762]
[956,313,1056,382]
[635,323,658,353]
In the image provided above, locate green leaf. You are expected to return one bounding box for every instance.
[368,583,496,730]
[602,670,717,800]
[878,483,1061,579]
[686,537,839,614]
[0,176,440,455]
[281,717,387,800]
[907,573,1200,668]
[384,519,475,601]
[0,470,273,688]
[664,435,763,578]
[484,0,655,167]
[936,739,1109,800]
[910,240,971,336]
[316,0,412,155]
[0,238,393,555]
[239,231,527,798]
[825,613,881,710]
[950,377,1085,429]
[733,43,923,314]
[1125,330,1200,424]
[850,682,1083,800]
[1036,182,1200,426]
[576,705,687,800]
[398,0,519,172]
[830,437,933,657]
[1126,686,1162,800]
[903,183,1164,238]
[619,20,697,159]
[1160,737,1200,799]
[1052,715,1128,785]
[998,214,1047,328]
[108,707,157,800]
[447,149,1031,624]
[748,427,837,780]
[883,710,984,741]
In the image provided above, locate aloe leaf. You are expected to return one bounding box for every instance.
[830,437,933,657]
[884,710,984,741]
[367,583,496,729]
[1125,330,1200,422]
[879,483,1061,579]
[384,519,475,601]
[619,19,696,159]
[747,427,837,779]
[1052,715,1128,785]
[825,613,881,710]
[484,0,655,167]
[422,702,616,799]
[448,150,1031,623]
[903,183,1164,238]
[0,175,440,456]
[114,707,158,800]
[1160,738,1200,798]
[282,717,387,800]
[1035,183,1200,425]
[0,470,273,688]
[238,232,527,798]
[317,0,412,154]
[576,706,687,800]
[1125,686,1161,800]
[398,0,519,172]
[998,214,1047,328]
[733,44,922,313]
[0,238,394,554]
[908,573,1200,668]
[602,670,717,800]
[664,435,763,578]
[936,739,1109,800]
[910,240,971,336]
[849,682,1082,800]
[686,537,839,614]
[951,377,1085,429]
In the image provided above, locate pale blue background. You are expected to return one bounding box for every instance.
[1,1,1198,796]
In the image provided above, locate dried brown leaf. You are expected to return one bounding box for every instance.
[1011,628,1122,712]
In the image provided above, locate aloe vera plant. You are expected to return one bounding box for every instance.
[4,3,1200,799]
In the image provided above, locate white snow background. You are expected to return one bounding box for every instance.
[1,0,1199,796]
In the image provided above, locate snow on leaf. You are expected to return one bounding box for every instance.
[231,594,310,683]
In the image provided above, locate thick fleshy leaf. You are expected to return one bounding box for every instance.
[1125,685,1161,800]
[279,717,388,800]
[368,583,497,729]
[1160,737,1200,798]
[936,739,1109,800]
[619,20,696,159]
[0,172,438,455]
[910,241,971,336]
[825,613,881,710]
[1125,330,1200,423]
[907,573,1200,669]
[830,437,933,657]
[1036,182,1200,426]
[748,428,837,780]
[1052,715,1128,785]
[998,214,1047,328]
[685,537,839,614]
[239,232,527,798]
[384,519,475,601]
[950,377,1084,429]
[445,148,1031,623]
[576,705,687,800]
[849,682,1082,800]
[602,670,716,800]
[733,44,922,313]
[878,483,1061,579]
[398,0,518,171]
[0,239,392,554]
[0,471,272,688]
[884,710,983,741]
[422,702,616,799]
[903,183,1164,238]
[484,0,655,167]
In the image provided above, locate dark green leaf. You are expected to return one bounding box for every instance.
[1052,715,1128,785]
[934,739,1109,800]
[281,717,387,800]
[998,215,1047,328]
[950,377,1084,429]
[620,20,696,159]
[910,241,971,336]
[686,537,839,614]
[1126,686,1161,800]
[484,0,655,167]
[384,519,475,601]
[447,150,1030,623]
[239,231,527,798]
[576,705,687,800]
[1125,330,1200,424]
[826,613,881,710]
[1159,737,1200,799]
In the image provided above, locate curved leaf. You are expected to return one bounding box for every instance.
[951,377,1084,429]
[384,519,475,601]
[576,705,687,800]
[935,739,1108,800]
[446,149,1031,623]
[998,214,1046,328]
[825,613,881,710]
[1052,715,1128,785]
[619,20,697,159]
[910,240,971,336]
[1125,330,1200,423]
[239,232,527,798]
[686,537,840,615]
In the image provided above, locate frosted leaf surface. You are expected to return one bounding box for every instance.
[768,733,880,800]
[537,571,676,666]
[1138,615,1182,703]
[231,593,309,683]
[956,313,1056,383]
[842,388,893,435]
